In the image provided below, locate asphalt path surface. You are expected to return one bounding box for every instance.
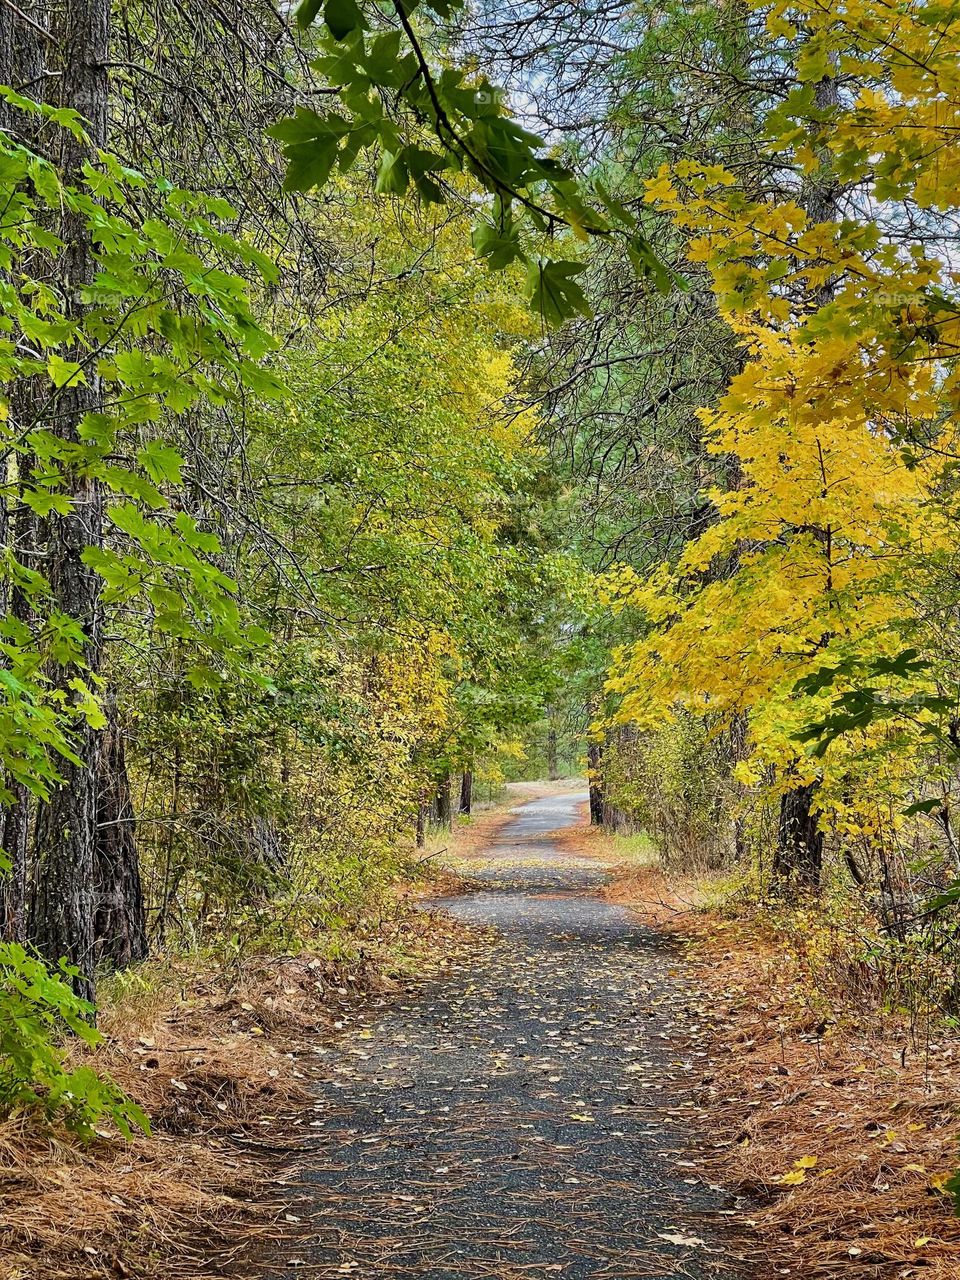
[274,793,744,1280]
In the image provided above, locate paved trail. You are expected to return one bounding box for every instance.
[276,793,744,1280]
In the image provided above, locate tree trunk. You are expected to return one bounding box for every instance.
[435,776,452,829]
[26,0,111,1004]
[773,783,823,892]
[0,475,26,942]
[770,68,839,897]
[1,788,29,943]
[415,787,428,848]
[2,478,36,943]
[0,3,48,951]
[93,709,147,969]
[459,769,473,816]
[587,740,603,826]
[546,708,559,781]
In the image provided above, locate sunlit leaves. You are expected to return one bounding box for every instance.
[606,0,960,853]
[271,0,672,328]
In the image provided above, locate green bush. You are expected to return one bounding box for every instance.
[0,943,149,1139]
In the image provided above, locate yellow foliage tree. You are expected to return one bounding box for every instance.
[604,0,960,885]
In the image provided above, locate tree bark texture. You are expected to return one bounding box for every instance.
[415,788,427,848]
[587,740,603,826]
[773,782,824,892]
[1,789,29,943]
[435,776,452,829]
[93,709,147,969]
[459,769,473,816]
[25,0,110,1003]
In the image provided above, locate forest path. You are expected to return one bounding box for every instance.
[273,793,744,1280]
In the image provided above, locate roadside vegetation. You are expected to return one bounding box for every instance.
[4,0,960,1276]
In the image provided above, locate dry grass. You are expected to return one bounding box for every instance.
[557,818,960,1278]
[0,910,461,1280]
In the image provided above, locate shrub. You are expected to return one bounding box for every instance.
[0,943,149,1139]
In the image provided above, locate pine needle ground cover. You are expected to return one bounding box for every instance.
[557,818,960,1278]
[0,918,463,1280]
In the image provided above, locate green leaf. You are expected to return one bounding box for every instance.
[375,150,409,195]
[923,881,960,915]
[366,31,403,80]
[137,441,184,485]
[324,0,367,41]
[627,234,683,295]
[903,797,944,817]
[68,678,107,730]
[47,353,85,388]
[524,259,592,328]
[295,0,323,28]
[283,137,340,192]
[22,489,72,517]
[472,216,526,269]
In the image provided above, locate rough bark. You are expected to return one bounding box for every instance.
[459,769,473,816]
[415,788,428,848]
[1,789,29,943]
[0,468,24,942]
[587,740,603,826]
[773,783,824,892]
[1,459,37,942]
[25,0,110,1003]
[0,1,48,950]
[93,709,147,969]
[435,776,452,830]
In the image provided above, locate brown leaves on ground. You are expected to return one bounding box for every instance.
[0,912,461,1280]
[691,919,960,1278]
[557,817,960,1278]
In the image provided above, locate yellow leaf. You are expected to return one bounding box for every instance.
[778,1169,806,1186]
[794,1156,818,1169]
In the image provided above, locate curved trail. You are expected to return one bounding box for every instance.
[276,792,743,1279]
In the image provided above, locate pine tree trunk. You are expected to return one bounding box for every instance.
[1,788,29,943]
[2,475,36,944]
[94,709,147,969]
[459,769,473,816]
[415,788,428,848]
[587,740,603,826]
[546,725,559,781]
[26,0,110,1004]
[435,776,452,829]
[773,783,824,892]
[1,4,47,950]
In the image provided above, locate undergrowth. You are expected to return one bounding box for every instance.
[0,944,148,1140]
